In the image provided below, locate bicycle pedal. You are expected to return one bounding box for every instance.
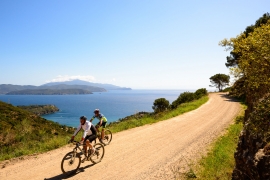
[81,158,86,163]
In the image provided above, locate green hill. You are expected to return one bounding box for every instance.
[0,101,73,161]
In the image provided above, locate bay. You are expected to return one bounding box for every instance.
[0,89,192,127]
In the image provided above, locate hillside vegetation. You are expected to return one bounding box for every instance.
[17,105,59,115]
[0,101,73,161]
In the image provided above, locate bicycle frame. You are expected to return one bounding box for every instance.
[72,141,88,159]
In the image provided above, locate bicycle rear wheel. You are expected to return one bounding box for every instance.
[102,129,112,145]
[61,151,81,175]
[92,138,96,145]
[90,143,105,164]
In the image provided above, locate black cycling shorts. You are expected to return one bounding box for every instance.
[96,121,107,128]
[84,134,96,143]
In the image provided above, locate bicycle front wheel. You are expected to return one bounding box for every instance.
[61,151,81,175]
[90,143,105,164]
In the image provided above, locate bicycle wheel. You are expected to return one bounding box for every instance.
[92,138,96,145]
[102,129,112,145]
[61,151,81,175]
[90,143,105,164]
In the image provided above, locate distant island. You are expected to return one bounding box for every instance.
[0,79,132,95]
[17,104,59,115]
[6,89,93,95]
[42,79,132,90]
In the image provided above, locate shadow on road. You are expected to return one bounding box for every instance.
[219,93,241,102]
[44,163,95,180]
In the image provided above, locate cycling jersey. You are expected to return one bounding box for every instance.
[90,113,107,122]
[73,121,97,138]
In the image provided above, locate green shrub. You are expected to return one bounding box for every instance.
[170,88,208,109]
[152,98,170,113]
[171,92,196,109]
[194,88,208,99]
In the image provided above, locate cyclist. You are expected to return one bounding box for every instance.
[90,109,107,143]
[71,116,97,157]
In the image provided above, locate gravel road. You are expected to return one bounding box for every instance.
[0,93,241,180]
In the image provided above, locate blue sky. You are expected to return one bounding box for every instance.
[0,1,269,89]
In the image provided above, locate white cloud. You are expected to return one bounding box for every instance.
[46,75,96,83]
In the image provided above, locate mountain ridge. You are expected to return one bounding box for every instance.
[0,80,131,94]
[42,79,131,90]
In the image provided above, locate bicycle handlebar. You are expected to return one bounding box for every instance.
[68,140,85,146]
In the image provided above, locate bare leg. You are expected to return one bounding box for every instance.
[95,125,100,134]
[83,144,87,156]
[86,139,93,149]
[86,139,95,157]
[101,128,105,140]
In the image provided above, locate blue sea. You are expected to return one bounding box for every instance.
[0,89,192,127]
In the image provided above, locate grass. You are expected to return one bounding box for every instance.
[108,96,209,133]
[1,137,68,161]
[190,104,245,180]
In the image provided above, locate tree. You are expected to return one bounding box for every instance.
[221,20,270,115]
[219,17,270,180]
[209,74,230,91]
[152,98,169,113]
[221,13,270,68]
[194,88,207,99]
[229,66,243,85]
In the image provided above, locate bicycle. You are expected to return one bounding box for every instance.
[61,140,105,175]
[93,126,112,146]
